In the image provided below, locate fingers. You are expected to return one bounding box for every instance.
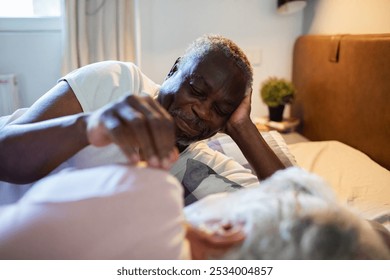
[223,91,253,135]
[126,95,175,159]
[86,94,177,169]
[185,221,246,260]
[105,107,144,164]
[124,95,176,167]
[239,93,252,113]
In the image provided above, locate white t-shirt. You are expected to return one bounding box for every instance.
[58,60,160,169]
[63,60,160,113]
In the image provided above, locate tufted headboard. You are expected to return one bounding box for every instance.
[291,34,390,170]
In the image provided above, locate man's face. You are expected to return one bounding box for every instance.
[158,52,247,146]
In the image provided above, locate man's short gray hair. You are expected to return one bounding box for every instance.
[179,34,253,92]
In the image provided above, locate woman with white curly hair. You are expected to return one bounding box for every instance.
[185,167,390,260]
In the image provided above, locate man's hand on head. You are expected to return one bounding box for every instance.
[86,93,178,170]
[223,92,252,136]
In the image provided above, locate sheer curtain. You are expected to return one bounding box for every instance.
[61,0,138,75]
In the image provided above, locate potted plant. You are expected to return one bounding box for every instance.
[260,77,295,122]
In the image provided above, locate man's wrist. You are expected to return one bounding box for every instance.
[75,113,90,147]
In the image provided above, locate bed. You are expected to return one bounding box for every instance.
[0,34,389,259]
[291,34,390,170]
[205,34,390,231]
[190,36,390,259]
[289,34,390,227]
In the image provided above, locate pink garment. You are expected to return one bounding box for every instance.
[0,164,190,260]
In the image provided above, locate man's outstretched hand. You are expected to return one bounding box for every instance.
[86,94,178,170]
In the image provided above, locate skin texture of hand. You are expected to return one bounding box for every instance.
[223,93,252,136]
[222,92,286,180]
[86,94,178,170]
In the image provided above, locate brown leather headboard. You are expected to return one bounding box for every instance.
[291,34,390,170]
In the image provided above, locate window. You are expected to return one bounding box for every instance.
[0,0,60,17]
[0,0,61,31]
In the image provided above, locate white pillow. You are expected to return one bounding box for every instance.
[206,131,297,173]
[181,158,243,206]
[0,108,28,129]
[288,140,390,228]
[0,108,34,206]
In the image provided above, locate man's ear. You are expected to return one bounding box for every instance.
[165,57,181,80]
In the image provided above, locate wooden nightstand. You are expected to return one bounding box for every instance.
[254,116,300,133]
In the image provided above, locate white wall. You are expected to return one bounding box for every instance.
[0,1,303,118]
[2,0,389,118]
[0,18,62,112]
[304,0,390,34]
[139,0,304,118]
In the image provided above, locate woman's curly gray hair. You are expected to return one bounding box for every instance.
[185,167,390,260]
[179,34,253,92]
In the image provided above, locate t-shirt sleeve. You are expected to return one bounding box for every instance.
[59,61,160,112]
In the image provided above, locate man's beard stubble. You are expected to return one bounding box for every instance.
[169,108,211,146]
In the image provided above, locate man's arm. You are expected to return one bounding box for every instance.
[0,81,88,183]
[224,94,286,180]
[0,81,177,184]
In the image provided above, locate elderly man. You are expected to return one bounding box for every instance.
[0,35,283,187]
